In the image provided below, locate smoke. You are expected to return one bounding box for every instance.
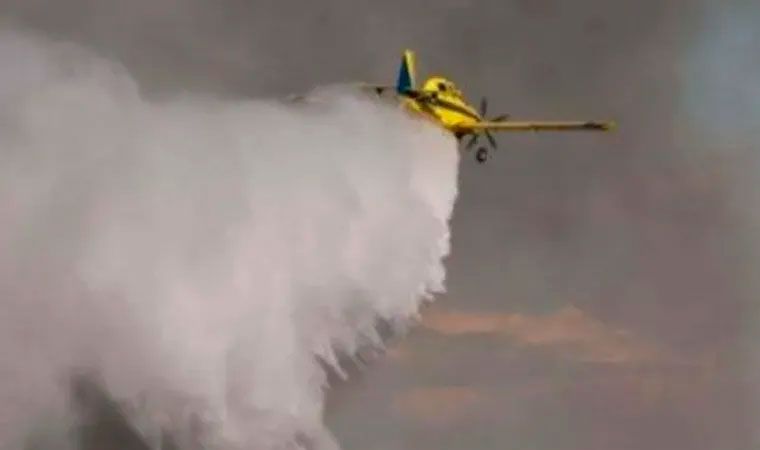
[0,28,459,449]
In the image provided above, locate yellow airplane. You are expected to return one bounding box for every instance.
[363,50,616,163]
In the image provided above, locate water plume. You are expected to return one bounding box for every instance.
[0,28,459,449]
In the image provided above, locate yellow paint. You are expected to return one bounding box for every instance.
[388,49,616,136]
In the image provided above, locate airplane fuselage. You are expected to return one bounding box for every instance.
[402,76,482,136]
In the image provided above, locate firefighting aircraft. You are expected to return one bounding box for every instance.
[362,50,616,163]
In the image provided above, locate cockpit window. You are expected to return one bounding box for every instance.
[437,82,446,92]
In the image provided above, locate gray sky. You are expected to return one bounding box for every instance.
[2,1,758,449]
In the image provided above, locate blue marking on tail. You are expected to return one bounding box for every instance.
[396,54,413,94]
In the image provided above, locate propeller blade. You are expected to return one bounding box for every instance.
[465,134,479,149]
[480,97,488,116]
[485,130,497,149]
[491,114,510,122]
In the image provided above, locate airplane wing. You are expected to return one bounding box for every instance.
[465,120,616,132]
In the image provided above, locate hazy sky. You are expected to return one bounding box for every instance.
[2,1,758,449]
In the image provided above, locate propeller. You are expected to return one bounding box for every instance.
[465,134,479,150]
[464,96,509,154]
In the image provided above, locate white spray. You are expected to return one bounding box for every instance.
[0,29,459,449]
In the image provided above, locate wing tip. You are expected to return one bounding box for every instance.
[585,121,617,131]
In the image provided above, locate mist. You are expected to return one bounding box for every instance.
[0,28,458,449]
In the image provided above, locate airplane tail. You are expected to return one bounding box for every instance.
[395,49,416,94]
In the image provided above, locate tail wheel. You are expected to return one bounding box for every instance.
[475,147,488,163]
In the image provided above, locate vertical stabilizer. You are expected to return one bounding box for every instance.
[395,49,416,94]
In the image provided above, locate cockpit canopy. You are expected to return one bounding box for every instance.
[422,76,463,98]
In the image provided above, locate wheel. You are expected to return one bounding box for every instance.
[475,147,488,163]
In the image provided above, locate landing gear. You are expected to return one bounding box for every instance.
[475,147,488,163]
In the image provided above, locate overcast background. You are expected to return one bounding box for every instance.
[1,1,758,449]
